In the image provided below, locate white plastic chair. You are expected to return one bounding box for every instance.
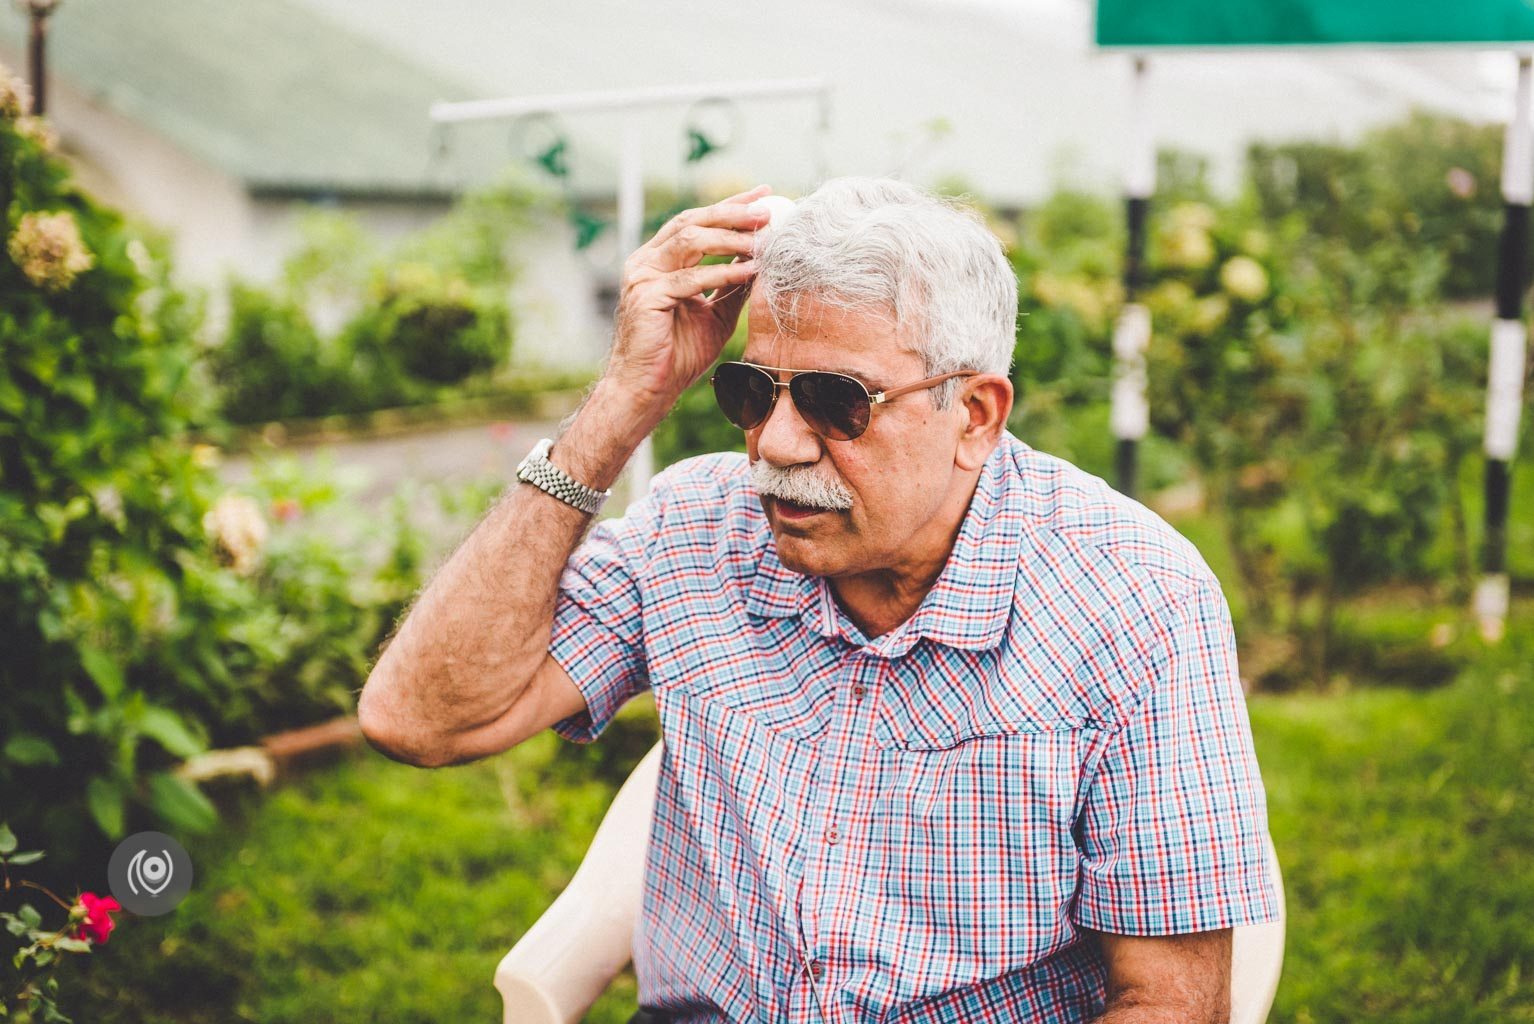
[496,741,1286,1024]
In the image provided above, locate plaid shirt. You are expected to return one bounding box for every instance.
[548,432,1279,1023]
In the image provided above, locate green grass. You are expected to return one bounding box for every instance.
[61,612,1534,1024]
[67,709,661,1024]
[1251,606,1534,1024]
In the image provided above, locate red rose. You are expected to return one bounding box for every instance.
[73,892,122,945]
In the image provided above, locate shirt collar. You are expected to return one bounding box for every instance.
[744,434,1024,656]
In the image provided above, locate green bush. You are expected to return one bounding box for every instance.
[209,282,335,423]
[344,264,508,391]
[207,181,544,425]
[1249,112,1507,300]
[0,79,241,874]
[0,87,472,879]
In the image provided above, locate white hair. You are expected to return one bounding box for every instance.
[753,177,1018,407]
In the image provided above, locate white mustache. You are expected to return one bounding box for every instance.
[751,459,855,511]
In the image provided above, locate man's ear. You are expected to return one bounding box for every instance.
[954,374,1013,472]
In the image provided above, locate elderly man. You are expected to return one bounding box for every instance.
[358,177,1279,1024]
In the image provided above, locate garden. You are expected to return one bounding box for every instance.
[2,63,1532,1023]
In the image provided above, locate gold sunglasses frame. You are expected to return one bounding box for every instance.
[710,361,978,440]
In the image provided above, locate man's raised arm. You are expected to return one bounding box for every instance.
[355,187,771,767]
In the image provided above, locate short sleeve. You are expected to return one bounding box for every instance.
[1073,577,1280,935]
[545,481,669,745]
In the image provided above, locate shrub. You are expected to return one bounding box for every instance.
[0,77,238,874]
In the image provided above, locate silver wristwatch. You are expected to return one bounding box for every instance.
[516,437,611,515]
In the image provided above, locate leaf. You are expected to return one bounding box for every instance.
[18,904,41,929]
[136,706,205,760]
[86,776,126,839]
[0,823,15,854]
[6,850,44,866]
[54,937,91,954]
[78,644,125,701]
[3,734,61,767]
[146,772,218,835]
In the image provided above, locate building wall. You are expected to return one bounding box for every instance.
[0,51,610,369]
[0,55,259,286]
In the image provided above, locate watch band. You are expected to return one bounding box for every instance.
[516,438,611,515]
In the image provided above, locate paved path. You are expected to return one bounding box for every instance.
[221,417,564,507]
[218,416,622,567]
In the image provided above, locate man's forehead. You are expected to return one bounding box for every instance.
[744,292,921,381]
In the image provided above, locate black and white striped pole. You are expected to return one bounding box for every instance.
[1478,54,1533,643]
[1112,57,1155,497]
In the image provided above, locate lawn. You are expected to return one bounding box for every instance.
[65,606,1534,1023]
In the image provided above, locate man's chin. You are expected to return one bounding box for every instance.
[770,531,847,578]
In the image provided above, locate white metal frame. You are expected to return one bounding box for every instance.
[431,79,831,497]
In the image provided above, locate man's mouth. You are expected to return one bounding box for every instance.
[770,496,831,521]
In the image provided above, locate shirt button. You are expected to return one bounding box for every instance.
[852,685,866,700]
[808,960,825,980]
[825,826,840,845]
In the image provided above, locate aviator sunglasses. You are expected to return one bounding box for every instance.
[710,360,977,441]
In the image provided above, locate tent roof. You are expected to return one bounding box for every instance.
[0,0,1517,203]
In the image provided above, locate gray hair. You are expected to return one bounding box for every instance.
[753,176,1018,408]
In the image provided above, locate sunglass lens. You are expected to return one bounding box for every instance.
[792,372,870,440]
[712,362,776,430]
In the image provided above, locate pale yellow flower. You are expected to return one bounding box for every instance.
[1192,295,1230,334]
[0,66,30,121]
[1219,256,1270,302]
[1161,226,1215,270]
[7,210,95,292]
[203,494,268,575]
[15,114,56,151]
[1168,202,1217,232]
[191,444,223,469]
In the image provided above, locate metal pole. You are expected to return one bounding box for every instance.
[24,1,58,116]
[430,77,829,125]
[1477,54,1533,643]
[617,117,655,496]
[1111,56,1154,497]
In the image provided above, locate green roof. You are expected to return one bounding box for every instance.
[0,0,501,196]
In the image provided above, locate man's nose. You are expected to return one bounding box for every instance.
[754,385,823,467]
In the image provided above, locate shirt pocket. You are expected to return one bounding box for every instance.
[859,729,1088,1000]
[871,646,1082,752]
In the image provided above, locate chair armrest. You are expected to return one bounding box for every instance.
[496,741,665,1024]
[1230,832,1287,1024]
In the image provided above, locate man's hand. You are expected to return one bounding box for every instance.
[605,184,770,417]
[356,188,773,768]
[1090,928,1232,1024]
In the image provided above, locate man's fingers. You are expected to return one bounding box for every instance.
[651,226,758,269]
[656,258,757,301]
[718,184,774,205]
[648,188,772,249]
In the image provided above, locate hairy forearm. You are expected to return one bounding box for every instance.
[1093,992,1226,1024]
[1089,926,1231,1024]
[357,380,658,762]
